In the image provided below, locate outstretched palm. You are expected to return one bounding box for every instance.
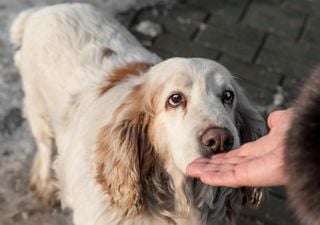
[187,110,292,187]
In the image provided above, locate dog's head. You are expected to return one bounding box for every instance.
[95,58,266,222]
[144,58,265,171]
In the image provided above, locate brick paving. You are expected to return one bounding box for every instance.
[124,0,320,224]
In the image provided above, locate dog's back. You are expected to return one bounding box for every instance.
[10,3,160,135]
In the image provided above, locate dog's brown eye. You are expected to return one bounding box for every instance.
[222,90,234,104]
[168,94,184,107]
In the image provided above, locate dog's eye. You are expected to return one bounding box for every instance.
[222,90,234,104]
[167,93,184,108]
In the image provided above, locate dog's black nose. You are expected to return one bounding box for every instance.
[201,128,234,153]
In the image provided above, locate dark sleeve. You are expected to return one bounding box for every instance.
[285,68,320,225]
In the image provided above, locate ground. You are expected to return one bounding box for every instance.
[0,0,319,225]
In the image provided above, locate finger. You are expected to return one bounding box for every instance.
[200,159,264,187]
[232,153,286,187]
[228,137,274,157]
[186,161,209,177]
[192,157,211,163]
[193,152,246,163]
[199,157,266,187]
[217,143,257,157]
[209,155,248,165]
[187,154,248,177]
[202,163,236,172]
[209,149,244,159]
[267,110,284,128]
[187,158,241,177]
[267,109,291,128]
[210,153,227,158]
[200,170,240,188]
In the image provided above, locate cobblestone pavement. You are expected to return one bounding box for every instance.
[128,1,320,224]
[0,0,319,224]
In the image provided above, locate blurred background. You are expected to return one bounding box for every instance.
[0,0,319,224]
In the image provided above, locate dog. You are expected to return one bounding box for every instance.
[10,3,266,225]
[285,68,320,225]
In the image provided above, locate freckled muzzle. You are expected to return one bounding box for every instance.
[200,127,234,155]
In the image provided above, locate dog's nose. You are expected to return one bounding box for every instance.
[201,128,234,153]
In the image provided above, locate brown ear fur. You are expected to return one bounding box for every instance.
[95,84,174,218]
[96,119,144,216]
[95,84,147,216]
[233,83,266,209]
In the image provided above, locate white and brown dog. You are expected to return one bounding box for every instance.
[10,3,266,225]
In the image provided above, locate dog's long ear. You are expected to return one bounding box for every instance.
[234,85,267,143]
[234,84,267,208]
[95,84,151,217]
[95,83,174,218]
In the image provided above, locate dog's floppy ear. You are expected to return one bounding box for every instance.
[95,83,174,218]
[234,85,267,143]
[233,84,267,208]
[95,84,150,217]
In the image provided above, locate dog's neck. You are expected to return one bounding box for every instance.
[162,163,201,222]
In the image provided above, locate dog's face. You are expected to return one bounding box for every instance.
[95,57,266,219]
[145,58,261,172]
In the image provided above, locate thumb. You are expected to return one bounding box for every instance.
[267,110,288,129]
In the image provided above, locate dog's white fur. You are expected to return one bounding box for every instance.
[10,3,266,225]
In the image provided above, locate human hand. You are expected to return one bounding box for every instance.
[186,109,292,187]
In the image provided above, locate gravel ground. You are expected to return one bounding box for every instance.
[0,1,170,224]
